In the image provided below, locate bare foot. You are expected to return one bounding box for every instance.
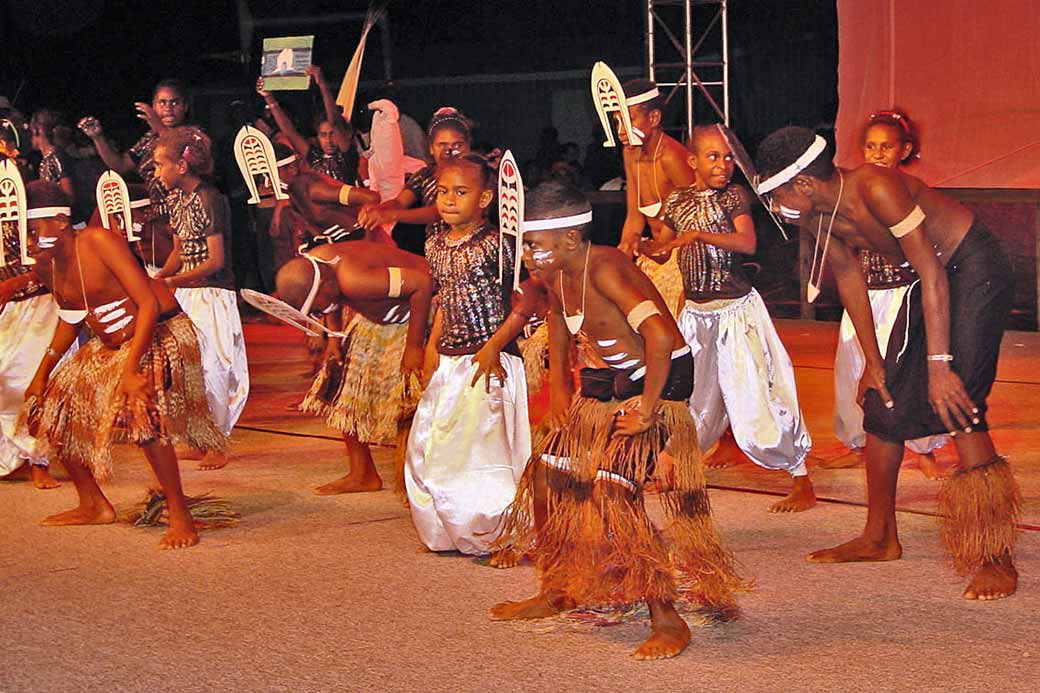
[703,446,744,469]
[41,502,116,526]
[488,546,525,569]
[159,523,200,550]
[634,609,691,661]
[769,476,816,513]
[489,593,572,621]
[963,554,1017,601]
[807,534,902,563]
[175,446,205,461]
[915,452,950,481]
[313,473,383,495]
[818,449,864,469]
[198,451,230,471]
[30,465,61,490]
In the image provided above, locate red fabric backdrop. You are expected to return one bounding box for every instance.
[835,0,1040,188]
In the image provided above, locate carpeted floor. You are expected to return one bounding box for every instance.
[1,320,1037,692]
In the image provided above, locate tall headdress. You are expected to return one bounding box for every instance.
[591,62,643,147]
[0,158,31,267]
[96,170,141,241]
[498,150,525,291]
[234,125,290,205]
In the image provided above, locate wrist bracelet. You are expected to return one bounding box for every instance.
[927,353,954,362]
[338,184,353,206]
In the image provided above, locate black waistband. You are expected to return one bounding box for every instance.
[580,351,693,403]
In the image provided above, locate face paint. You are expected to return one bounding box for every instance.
[37,236,59,249]
[778,204,802,221]
[530,249,555,266]
[630,126,646,141]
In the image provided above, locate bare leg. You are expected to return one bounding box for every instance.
[489,591,575,621]
[41,457,115,526]
[30,464,61,490]
[949,431,1018,600]
[634,599,692,660]
[703,431,746,469]
[914,452,950,481]
[807,434,903,562]
[769,474,817,513]
[489,461,550,569]
[314,433,383,495]
[141,441,198,549]
[819,448,864,469]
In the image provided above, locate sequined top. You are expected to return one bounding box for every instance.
[38,148,73,184]
[425,222,513,355]
[405,164,438,207]
[0,222,47,301]
[663,183,753,300]
[305,146,355,183]
[166,184,234,289]
[860,249,915,289]
[128,125,208,212]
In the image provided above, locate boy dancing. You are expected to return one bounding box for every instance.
[756,126,1019,600]
[491,181,742,660]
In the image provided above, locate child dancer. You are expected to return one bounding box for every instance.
[21,182,225,548]
[827,110,949,478]
[654,126,815,512]
[271,240,433,494]
[491,181,742,660]
[154,127,249,470]
[404,154,533,556]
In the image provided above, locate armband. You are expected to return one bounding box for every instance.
[626,300,660,333]
[338,184,353,206]
[387,267,403,298]
[889,205,926,238]
[927,353,954,362]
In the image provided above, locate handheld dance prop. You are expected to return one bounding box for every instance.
[591,62,642,147]
[234,125,289,205]
[498,150,525,291]
[240,255,348,337]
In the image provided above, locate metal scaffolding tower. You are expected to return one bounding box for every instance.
[646,0,729,139]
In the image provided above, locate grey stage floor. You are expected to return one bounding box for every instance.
[2,321,1038,692]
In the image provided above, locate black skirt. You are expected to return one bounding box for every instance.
[863,222,1013,443]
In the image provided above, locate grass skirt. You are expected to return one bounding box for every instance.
[497,396,744,609]
[35,313,226,480]
[301,313,418,446]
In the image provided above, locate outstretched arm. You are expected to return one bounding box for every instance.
[257,78,311,159]
[78,117,134,173]
[470,279,542,391]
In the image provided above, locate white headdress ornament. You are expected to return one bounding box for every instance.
[755,135,827,194]
[709,124,790,241]
[239,254,348,337]
[96,170,140,241]
[234,125,289,205]
[590,62,643,147]
[0,158,32,266]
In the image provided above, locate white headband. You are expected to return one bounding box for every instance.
[299,254,341,315]
[276,154,297,167]
[129,198,151,209]
[26,206,71,220]
[626,87,660,106]
[756,135,827,194]
[523,210,593,231]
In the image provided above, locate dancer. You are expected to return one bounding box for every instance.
[825,110,949,478]
[0,167,65,489]
[756,126,1019,600]
[404,153,533,556]
[650,125,815,512]
[604,77,694,317]
[265,241,433,494]
[357,107,474,235]
[490,181,742,660]
[29,109,75,202]
[20,181,225,548]
[154,127,249,470]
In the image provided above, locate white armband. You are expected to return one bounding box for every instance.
[387,267,403,298]
[889,205,926,238]
[626,300,660,332]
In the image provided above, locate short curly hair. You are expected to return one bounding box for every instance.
[156,126,213,176]
[755,126,835,183]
